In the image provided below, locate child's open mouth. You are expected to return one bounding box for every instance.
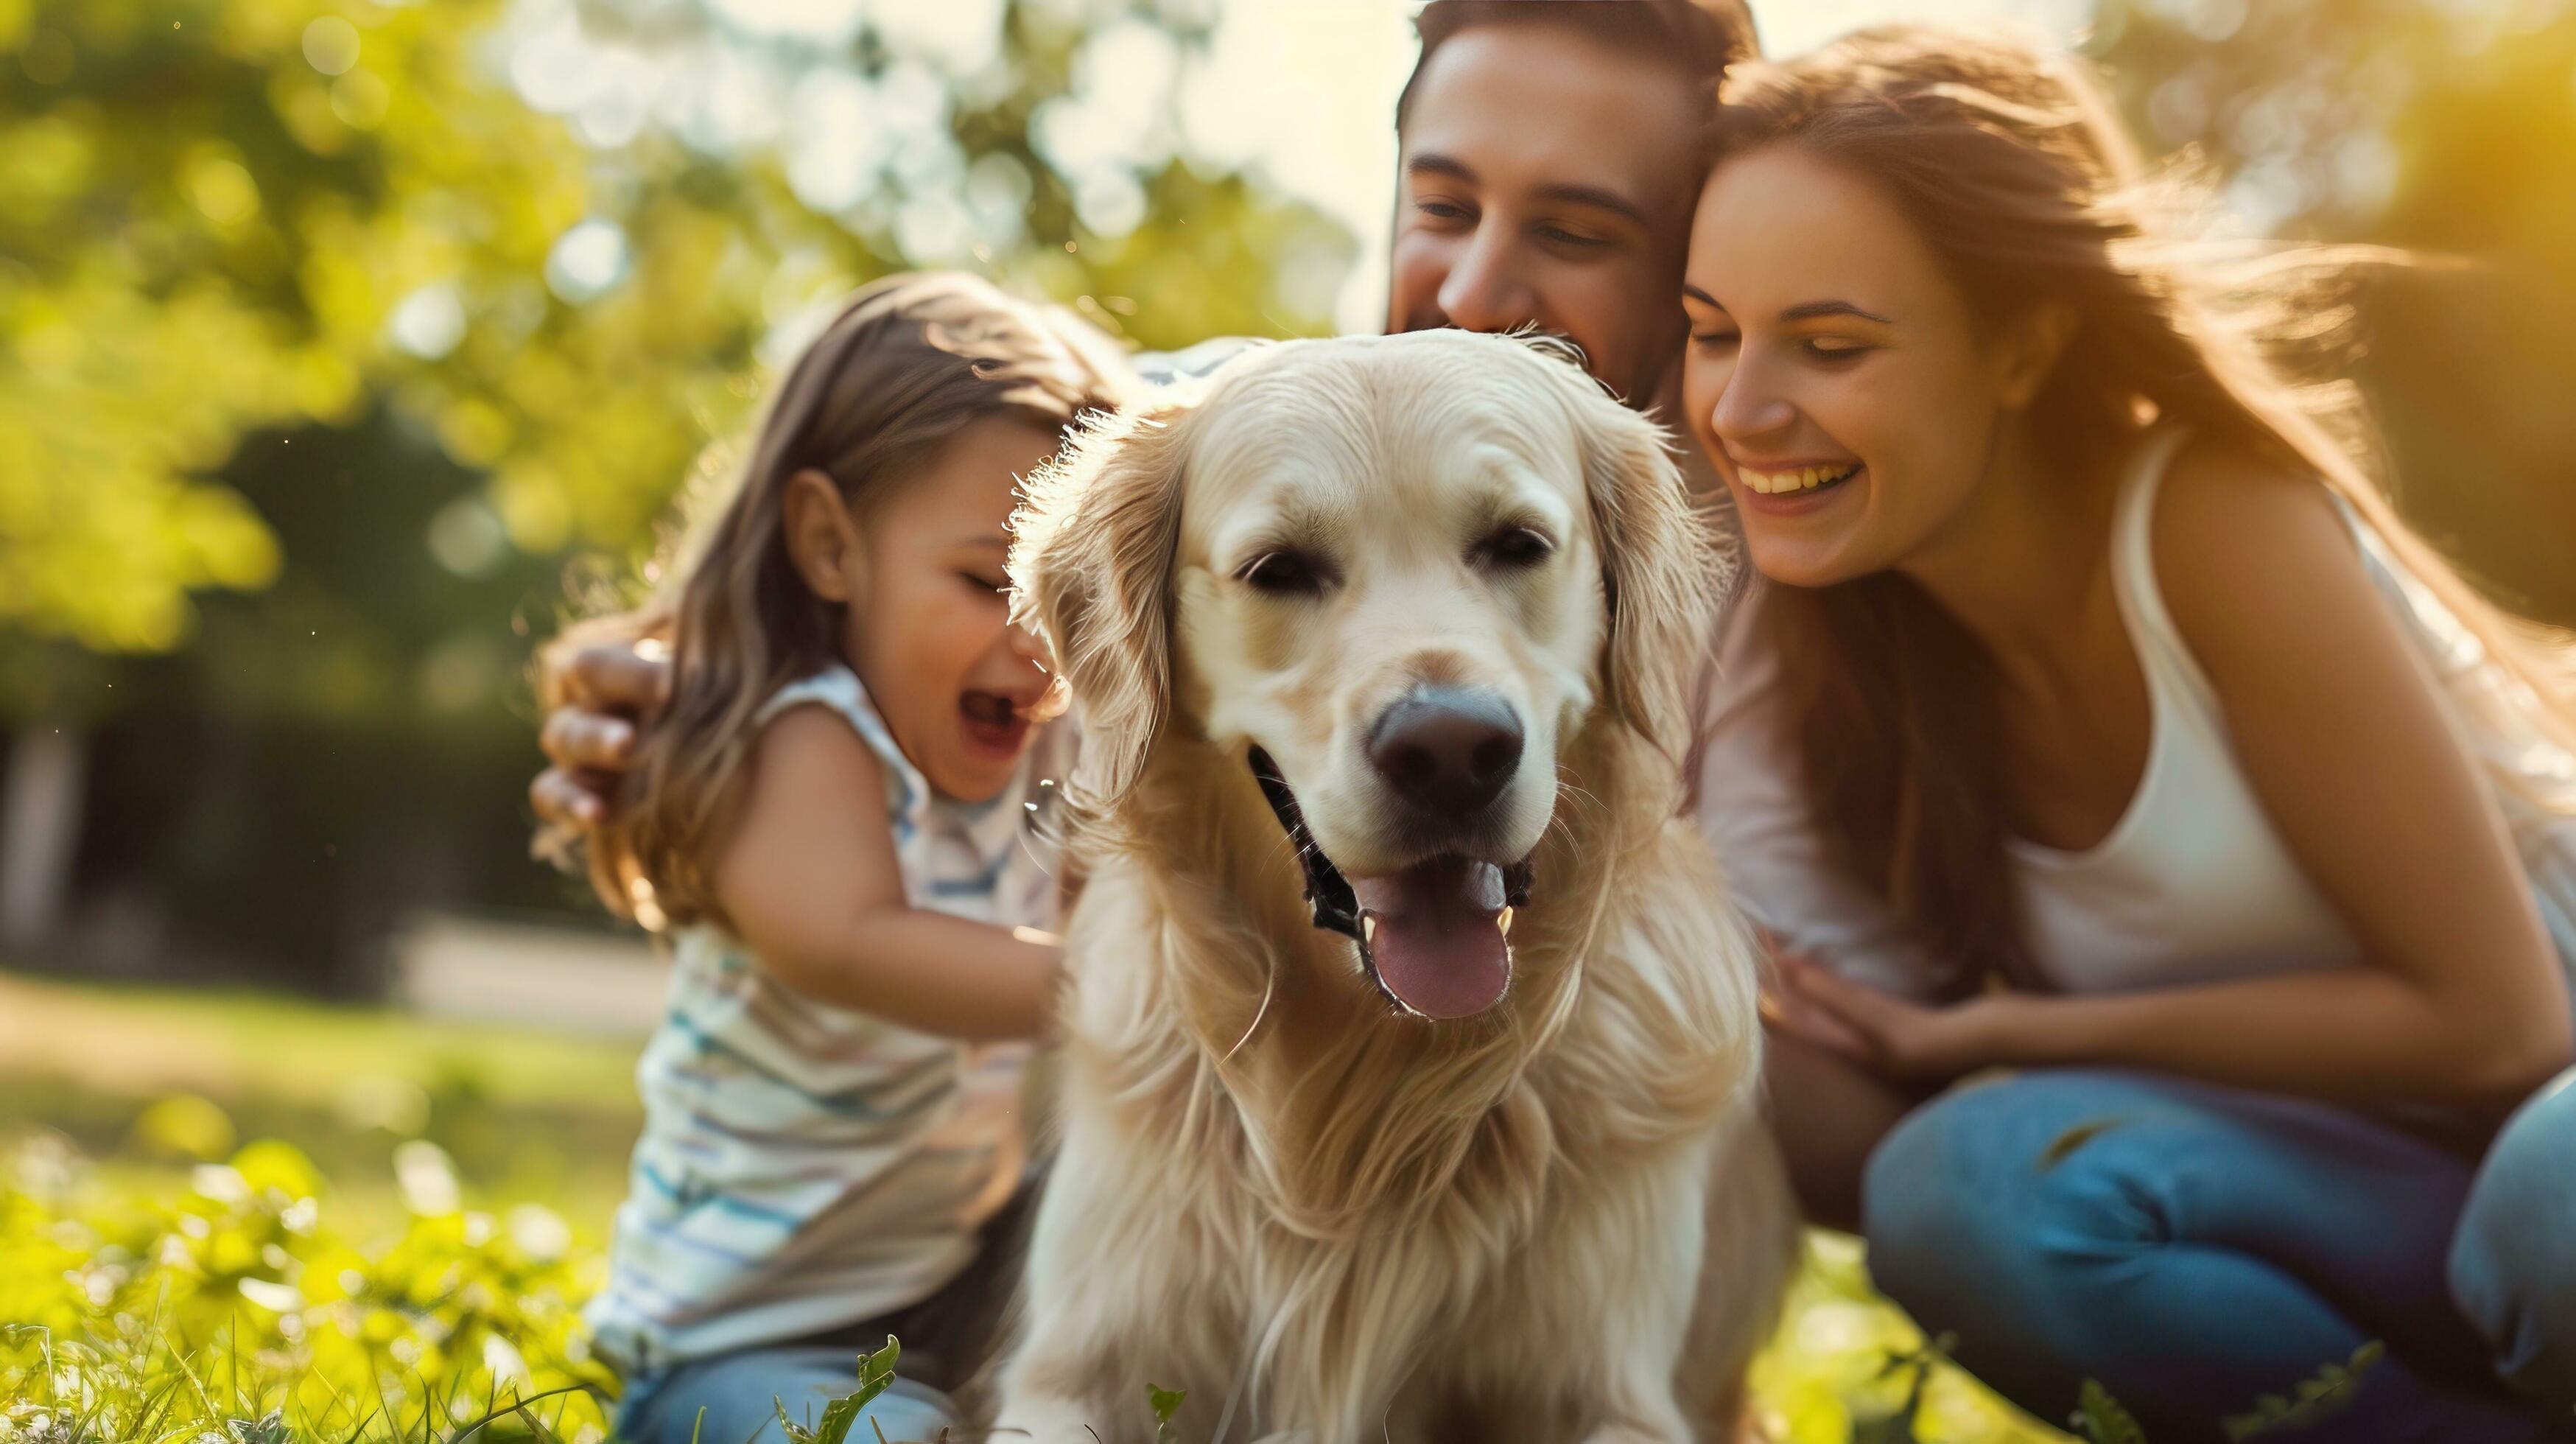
[959,690,1031,755]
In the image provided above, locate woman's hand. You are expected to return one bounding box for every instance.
[530,638,672,831]
[1763,948,2015,1085]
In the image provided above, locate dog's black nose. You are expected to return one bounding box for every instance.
[1367,687,1524,816]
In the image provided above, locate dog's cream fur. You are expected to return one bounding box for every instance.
[994,332,1796,1443]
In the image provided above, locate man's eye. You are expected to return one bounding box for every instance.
[1417,200,1472,222]
[1537,226,1607,249]
[1473,527,1555,571]
[1238,550,1330,595]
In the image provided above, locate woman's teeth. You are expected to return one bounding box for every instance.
[1740,463,1859,496]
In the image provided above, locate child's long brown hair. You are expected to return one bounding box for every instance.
[1710,26,2576,993]
[547,272,1131,928]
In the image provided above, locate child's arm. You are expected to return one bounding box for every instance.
[713,705,1059,1042]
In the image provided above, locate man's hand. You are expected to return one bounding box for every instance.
[530,638,671,831]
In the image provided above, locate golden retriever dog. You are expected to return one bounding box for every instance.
[992,330,1796,1443]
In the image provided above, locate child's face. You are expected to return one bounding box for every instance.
[844,419,1063,802]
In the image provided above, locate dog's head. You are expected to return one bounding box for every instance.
[1014,330,1721,1021]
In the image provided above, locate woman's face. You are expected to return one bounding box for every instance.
[1680,143,2033,588]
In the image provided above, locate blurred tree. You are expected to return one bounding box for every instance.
[0,0,1352,984]
[1,0,1350,668]
[2090,0,2576,624]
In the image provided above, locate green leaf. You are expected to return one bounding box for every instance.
[777,1337,901,1444]
[2071,1379,2149,1444]
[852,1336,901,1412]
[810,1392,866,1444]
[2224,1342,2383,1440]
[1148,1383,1186,1443]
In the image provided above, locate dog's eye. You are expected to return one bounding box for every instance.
[1238,550,1328,596]
[1473,527,1555,571]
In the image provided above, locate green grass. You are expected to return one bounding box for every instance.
[0,971,639,1115]
[0,970,641,1236]
[1,1140,616,1443]
[0,971,2075,1443]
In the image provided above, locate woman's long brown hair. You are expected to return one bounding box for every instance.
[544,272,1131,928]
[1710,27,2576,994]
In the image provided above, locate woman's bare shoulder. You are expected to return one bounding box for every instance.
[2148,436,2371,680]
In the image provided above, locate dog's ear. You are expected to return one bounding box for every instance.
[1010,393,1196,802]
[1553,370,1730,760]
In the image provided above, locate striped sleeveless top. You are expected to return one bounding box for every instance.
[586,665,1070,1373]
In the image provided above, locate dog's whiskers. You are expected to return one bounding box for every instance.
[1221,950,1280,1064]
[1552,776,1608,825]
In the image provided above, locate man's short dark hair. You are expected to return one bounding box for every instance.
[1394,0,1762,131]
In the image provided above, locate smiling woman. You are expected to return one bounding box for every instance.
[1682,292,1889,507]
[1682,23,2576,1443]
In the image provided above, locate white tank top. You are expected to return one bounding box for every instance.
[2012,427,2576,994]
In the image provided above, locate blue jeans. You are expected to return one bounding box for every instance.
[1862,1068,2576,1443]
[614,1346,958,1444]
[614,1185,1037,1444]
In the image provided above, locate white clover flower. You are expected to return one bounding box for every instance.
[0,1406,90,1444]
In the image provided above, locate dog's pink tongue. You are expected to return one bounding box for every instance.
[1352,858,1512,1020]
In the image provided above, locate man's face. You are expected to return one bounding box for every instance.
[1387,22,1705,402]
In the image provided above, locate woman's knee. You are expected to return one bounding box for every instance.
[2451,1068,2576,1412]
[1861,1072,2163,1312]
[1860,1080,2004,1300]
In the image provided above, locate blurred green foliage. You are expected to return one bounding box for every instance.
[0,971,642,1214]
[0,0,1350,681]
[2091,0,2576,625]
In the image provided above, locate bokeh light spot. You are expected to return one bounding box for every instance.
[302,16,361,77]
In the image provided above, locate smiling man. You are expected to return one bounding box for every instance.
[1387,2,1723,407]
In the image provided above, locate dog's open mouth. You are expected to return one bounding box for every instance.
[1250,748,1534,1020]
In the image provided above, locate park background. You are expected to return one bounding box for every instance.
[4,0,2573,1439]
